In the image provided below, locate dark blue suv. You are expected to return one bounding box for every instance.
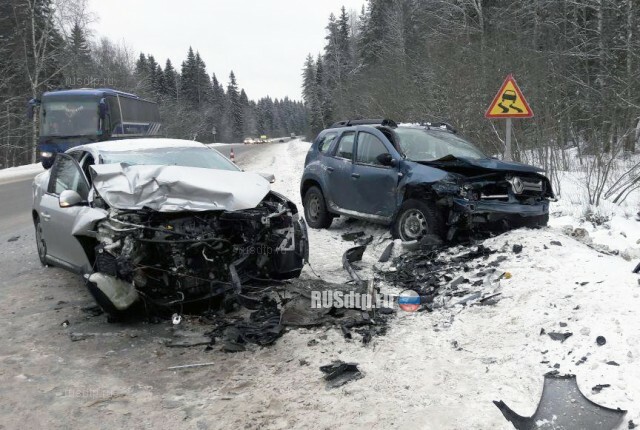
[300,119,553,241]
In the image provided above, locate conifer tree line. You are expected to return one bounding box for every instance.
[0,0,307,168]
[302,0,640,162]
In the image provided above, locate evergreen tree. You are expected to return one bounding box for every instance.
[66,22,93,86]
[227,71,244,141]
[163,59,178,100]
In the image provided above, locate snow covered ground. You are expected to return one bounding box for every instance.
[225,139,640,429]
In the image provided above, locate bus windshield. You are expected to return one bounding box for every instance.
[40,100,99,137]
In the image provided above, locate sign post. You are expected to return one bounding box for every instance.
[485,74,533,161]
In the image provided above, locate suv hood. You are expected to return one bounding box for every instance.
[414,155,544,174]
[91,164,270,212]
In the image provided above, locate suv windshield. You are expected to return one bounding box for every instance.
[41,100,99,137]
[394,127,486,161]
[100,147,239,171]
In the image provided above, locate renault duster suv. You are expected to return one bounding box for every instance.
[300,119,553,241]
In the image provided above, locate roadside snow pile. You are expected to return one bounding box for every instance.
[0,162,43,183]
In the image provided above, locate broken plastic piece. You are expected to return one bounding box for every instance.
[172,314,182,325]
[494,373,626,430]
[319,360,364,389]
[343,245,366,283]
[548,332,573,342]
[596,335,606,346]
[378,242,394,263]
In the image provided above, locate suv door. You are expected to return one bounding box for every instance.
[352,129,400,219]
[39,153,91,271]
[323,131,358,211]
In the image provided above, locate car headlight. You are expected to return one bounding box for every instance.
[40,151,53,158]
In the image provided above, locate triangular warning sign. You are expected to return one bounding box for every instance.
[485,74,533,118]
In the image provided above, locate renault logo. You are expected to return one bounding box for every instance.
[507,176,525,194]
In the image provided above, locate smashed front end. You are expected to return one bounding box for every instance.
[446,172,552,233]
[85,164,308,313]
[406,161,554,239]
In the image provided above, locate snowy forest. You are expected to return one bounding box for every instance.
[0,0,307,167]
[303,1,640,161]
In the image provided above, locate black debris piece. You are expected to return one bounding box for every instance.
[60,320,70,327]
[343,245,366,283]
[378,307,395,315]
[341,231,366,241]
[550,240,563,246]
[355,235,374,246]
[592,384,611,394]
[512,244,523,254]
[629,420,637,429]
[204,298,284,352]
[596,336,607,346]
[553,363,560,369]
[378,242,394,263]
[633,261,640,274]
[576,356,587,366]
[307,339,318,347]
[81,305,104,317]
[494,373,626,430]
[540,328,546,335]
[606,361,620,366]
[319,360,364,389]
[580,281,589,286]
[559,322,567,327]
[548,332,573,342]
[7,236,20,242]
[299,359,310,366]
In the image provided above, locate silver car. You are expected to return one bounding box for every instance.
[32,139,308,315]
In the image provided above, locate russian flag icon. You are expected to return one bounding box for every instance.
[398,290,420,312]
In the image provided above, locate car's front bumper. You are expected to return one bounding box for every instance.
[451,197,550,230]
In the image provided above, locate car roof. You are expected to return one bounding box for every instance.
[67,138,209,157]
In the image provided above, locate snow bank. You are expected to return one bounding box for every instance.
[0,163,44,183]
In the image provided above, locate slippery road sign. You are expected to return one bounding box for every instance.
[485,74,533,118]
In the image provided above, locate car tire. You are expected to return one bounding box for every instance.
[303,186,333,229]
[392,199,446,241]
[34,216,48,266]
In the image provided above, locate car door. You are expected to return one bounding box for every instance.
[39,153,91,271]
[351,129,400,219]
[323,131,358,211]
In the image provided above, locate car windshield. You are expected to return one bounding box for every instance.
[100,147,239,171]
[394,128,486,161]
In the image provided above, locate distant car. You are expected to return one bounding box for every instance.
[300,119,553,241]
[243,138,255,144]
[32,138,308,315]
[279,139,285,143]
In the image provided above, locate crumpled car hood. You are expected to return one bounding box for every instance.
[414,156,545,174]
[91,164,270,212]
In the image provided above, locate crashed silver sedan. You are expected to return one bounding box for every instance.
[32,139,308,315]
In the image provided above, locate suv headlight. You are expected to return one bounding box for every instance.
[40,151,53,158]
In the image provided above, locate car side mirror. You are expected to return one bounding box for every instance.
[377,153,397,167]
[59,190,84,208]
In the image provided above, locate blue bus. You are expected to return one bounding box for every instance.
[29,88,161,168]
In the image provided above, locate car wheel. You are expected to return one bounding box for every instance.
[304,186,333,229]
[34,217,48,266]
[392,199,446,241]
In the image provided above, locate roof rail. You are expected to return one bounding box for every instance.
[329,118,397,128]
[419,121,457,134]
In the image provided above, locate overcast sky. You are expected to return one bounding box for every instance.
[88,0,366,101]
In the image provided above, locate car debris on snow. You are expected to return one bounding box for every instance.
[547,332,573,342]
[597,335,607,346]
[319,360,364,389]
[494,373,626,430]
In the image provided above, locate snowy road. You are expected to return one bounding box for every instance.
[0,139,638,429]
